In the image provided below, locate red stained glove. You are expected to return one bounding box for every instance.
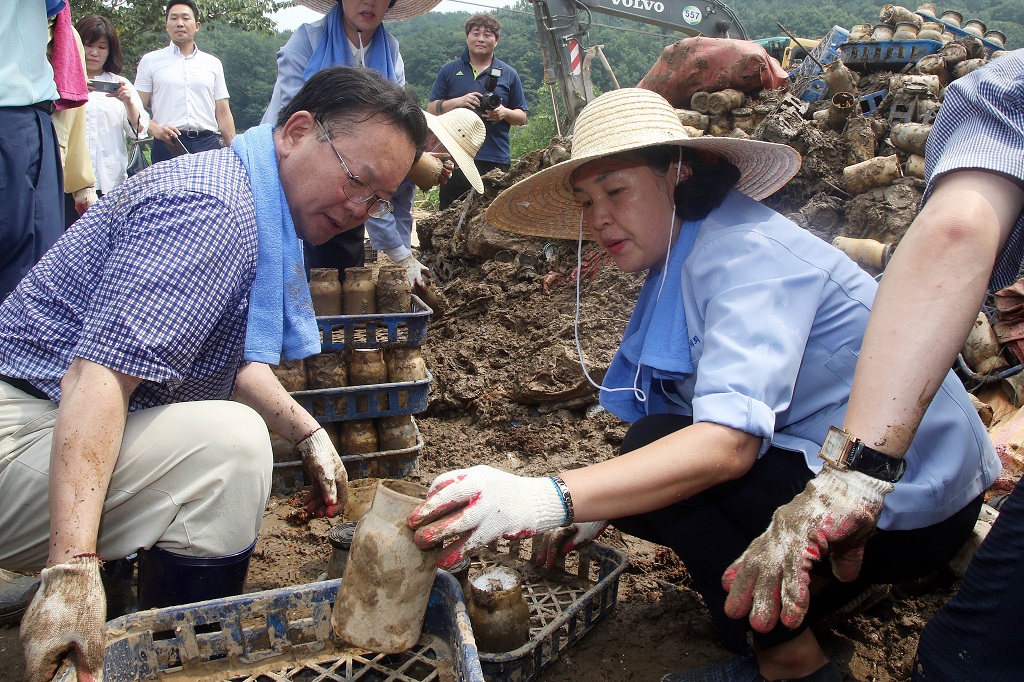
[20,555,106,682]
[408,465,570,569]
[73,187,98,216]
[297,427,348,518]
[722,467,893,632]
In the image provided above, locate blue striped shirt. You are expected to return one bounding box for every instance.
[0,148,258,410]
[924,48,1024,290]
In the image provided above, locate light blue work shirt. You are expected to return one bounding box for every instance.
[261,16,412,253]
[0,0,59,107]
[614,190,1000,531]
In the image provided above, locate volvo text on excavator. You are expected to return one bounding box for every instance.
[530,0,748,128]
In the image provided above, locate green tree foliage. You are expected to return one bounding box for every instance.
[70,0,285,81]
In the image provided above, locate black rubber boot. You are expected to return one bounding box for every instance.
[136,540,256,610]
[101,554,138,620]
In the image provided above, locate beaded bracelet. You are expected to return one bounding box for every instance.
[549,475,575,527]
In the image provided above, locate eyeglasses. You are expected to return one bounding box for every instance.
[316,120,393,219]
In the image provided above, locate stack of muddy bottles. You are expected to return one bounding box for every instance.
[269,266,432,489]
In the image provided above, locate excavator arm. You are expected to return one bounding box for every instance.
[532,0,747,128]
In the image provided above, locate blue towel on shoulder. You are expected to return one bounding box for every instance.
[600,219,703,422]
[303,4,398,82]
[232,125,321,364]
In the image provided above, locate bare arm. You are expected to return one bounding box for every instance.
[48,359,141,566]
[429,92,482,115]
[215,99,235,147]
[232,362,320,444]
[844,170,1024,456]
[486,105,527,126]
[563,421,760,522]
[138,90,180,143]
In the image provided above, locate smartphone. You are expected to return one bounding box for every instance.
[167,136,190,157]
[89,79,120,94]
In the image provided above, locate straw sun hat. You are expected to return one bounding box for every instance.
[297,0,442,22]
[425,108,487,194]
[486,88,802,240]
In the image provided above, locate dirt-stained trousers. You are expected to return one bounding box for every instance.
[0,380,273,572]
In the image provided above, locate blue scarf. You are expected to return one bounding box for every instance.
[599,219,703,422]
[302,4,398,83]
[232,125,321,364]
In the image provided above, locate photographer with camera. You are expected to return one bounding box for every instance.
[428,13,527,209]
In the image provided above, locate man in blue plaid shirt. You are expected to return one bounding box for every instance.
[723,50,1024,681]
[0,66,427,681]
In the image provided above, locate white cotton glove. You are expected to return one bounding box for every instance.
[409,465,571,570]
[297,427,349,518]
[533,521,608,571]
[722,467,893,633]
[72,187,98,216]
[21,555,106,682]
[396,254,431,289]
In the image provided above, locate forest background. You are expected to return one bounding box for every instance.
[72,0,1024,164]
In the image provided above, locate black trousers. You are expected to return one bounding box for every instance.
[438,160,507,209]
[612,413,983,652]
[150,132,221,164]
[304,226,366,277]
[914,477,1024,681]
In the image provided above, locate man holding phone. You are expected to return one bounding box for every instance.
[135,0,235,163]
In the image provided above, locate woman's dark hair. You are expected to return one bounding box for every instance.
[626,145,742,222]
[75,15,124,74]
[278,66,428,160]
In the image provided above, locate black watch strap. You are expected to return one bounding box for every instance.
[847,442,907,482]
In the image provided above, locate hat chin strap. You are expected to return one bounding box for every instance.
[572,147,684,403]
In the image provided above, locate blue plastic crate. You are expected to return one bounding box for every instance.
[292,370,432,421]
[471,537,628,682]
[317,294,432,352]
[915,12,1005,54]
[55,571,484,682]
[274,416,424,482]
[839,39,942,70]
[859,88,889,116]
[790,25,851,101]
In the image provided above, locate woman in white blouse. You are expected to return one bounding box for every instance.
[74,15,149,204]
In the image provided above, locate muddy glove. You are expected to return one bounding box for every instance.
[722,467,893,633]
[72,187,98,216]
[409,465,572,569]
[21,555,105,682]
[297,427,348,518]
[431,153,455,185]
[533,521,607,572]
[397,254,430,289]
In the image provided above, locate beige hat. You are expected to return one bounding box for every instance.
[297,0,443,22]
[486,88,802,240]
[424,108,487,194]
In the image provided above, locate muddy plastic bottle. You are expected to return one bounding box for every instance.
[466,566,532,653]
[342,267,376,315]
[332,480,439,653]
[305,352,348,390]
[326,522,357,579]
[340,419,378,455]
[376,415,418,451]
[376,266,412,314]
[309,268,342,316]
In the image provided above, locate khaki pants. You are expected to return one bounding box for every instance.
[0,380,272,572]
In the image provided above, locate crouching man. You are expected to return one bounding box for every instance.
[0,66,426,681]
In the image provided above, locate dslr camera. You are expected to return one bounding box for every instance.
[476,67,503,115]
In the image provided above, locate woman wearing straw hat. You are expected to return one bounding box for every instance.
[409,89,997,682]
[262,0,444,288]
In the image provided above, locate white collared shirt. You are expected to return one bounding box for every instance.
[85,73,150,193]
[134,43,229,133]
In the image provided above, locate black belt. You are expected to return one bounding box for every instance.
[30,101,55,115]
[0,374,49,400]
[182,129,216,139]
